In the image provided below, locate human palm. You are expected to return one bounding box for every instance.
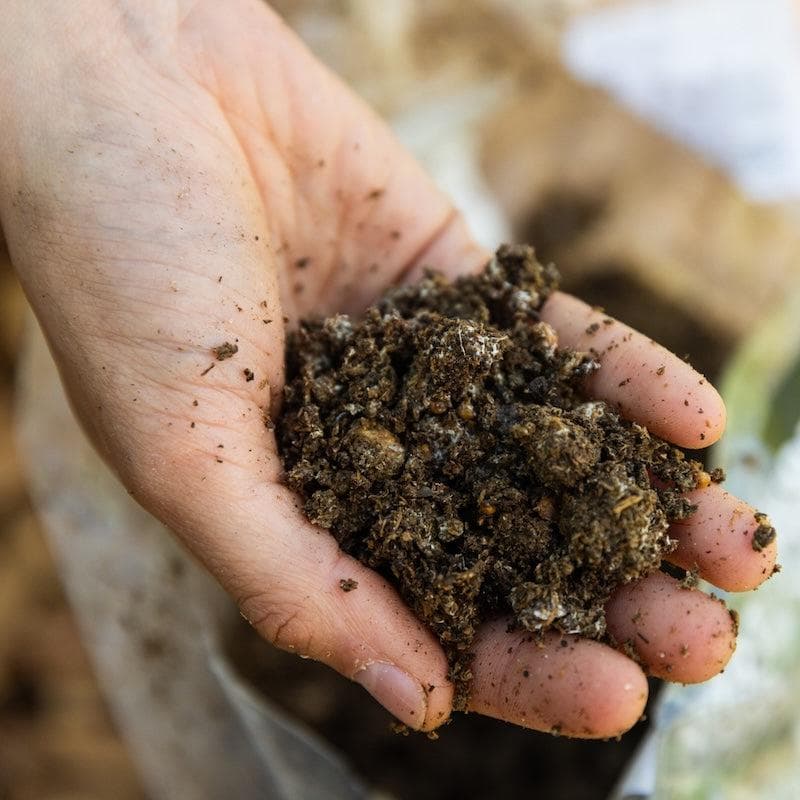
[0,0,775,736]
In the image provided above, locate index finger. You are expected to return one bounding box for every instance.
[541,292,726,448]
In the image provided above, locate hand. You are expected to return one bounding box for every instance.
[0,0,776,737]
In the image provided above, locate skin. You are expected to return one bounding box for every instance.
[0,1,776,737]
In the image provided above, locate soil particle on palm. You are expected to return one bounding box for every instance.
[213,341,238,360]
[278,244,711,709]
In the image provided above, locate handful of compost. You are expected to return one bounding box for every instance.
[278,245,718,706]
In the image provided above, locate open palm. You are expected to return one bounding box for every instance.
[0,0,775,736]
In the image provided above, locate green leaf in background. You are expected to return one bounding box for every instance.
[717,287,800,461]
[764,354,800,451]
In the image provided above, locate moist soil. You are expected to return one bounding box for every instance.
[278,244,713,708]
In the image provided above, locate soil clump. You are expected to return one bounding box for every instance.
[278,244,708,708]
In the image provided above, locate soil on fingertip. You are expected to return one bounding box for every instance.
[278,244,711,710]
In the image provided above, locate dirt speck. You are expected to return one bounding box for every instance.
[680,567,700,589]
[213,342,238,361]
[752,512,776,552]
[709,467,725,483]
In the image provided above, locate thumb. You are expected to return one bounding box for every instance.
[146,454,452,730]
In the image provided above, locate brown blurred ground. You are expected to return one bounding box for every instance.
[0,247,144,800]
[3,3,800,798]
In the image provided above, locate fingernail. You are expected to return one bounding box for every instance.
[354,663,427,728]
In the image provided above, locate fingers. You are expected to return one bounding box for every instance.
[606,571,736,683]
[538,294,757,686]
[465,487,766,732]
[467,622,648,738]
[467,565,739,734]
[666,483,778,592]
[540,292,726,448]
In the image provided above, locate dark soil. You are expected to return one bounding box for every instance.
[752,512,777,551]
[278,244,707,708]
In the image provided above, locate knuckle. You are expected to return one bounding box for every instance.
[239,592,316,655]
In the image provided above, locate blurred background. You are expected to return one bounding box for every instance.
[2,1,800,798]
